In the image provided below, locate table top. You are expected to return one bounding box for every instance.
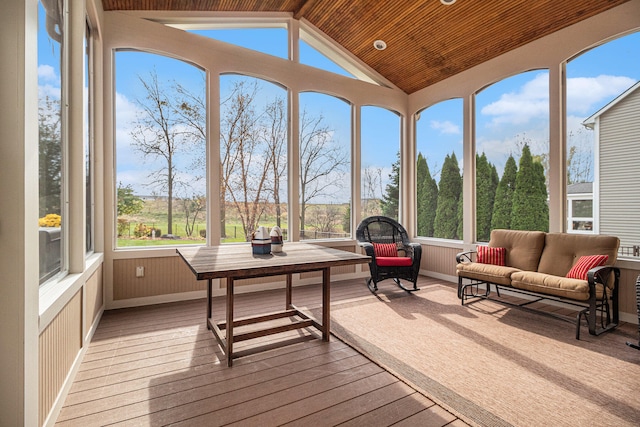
[176,242,370,280]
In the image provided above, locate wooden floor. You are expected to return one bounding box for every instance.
[55,277,468,426]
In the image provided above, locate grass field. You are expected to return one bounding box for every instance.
[116,198,349,247]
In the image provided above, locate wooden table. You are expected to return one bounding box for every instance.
[176,242,370,366]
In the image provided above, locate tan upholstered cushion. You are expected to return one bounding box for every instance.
[537,233,619,289]
[511,271,606,301]
[457,262,520,286]
[488,229,546,271]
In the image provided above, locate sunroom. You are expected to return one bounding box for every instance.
[3,1,640,426]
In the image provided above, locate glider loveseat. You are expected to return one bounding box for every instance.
[456,229,620,339]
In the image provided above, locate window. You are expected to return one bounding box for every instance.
[38,0,64,283]
[299,92,351,240]
[85,21,93,253]
[299,40,355,79]
[566,31,640,257]
[115,51,207,247]
[220,74,288,243]
[189,27,288,59]
[475,71,550,241]
[361,106,400,223]
[416,99,463,239]
[568,199,593,233]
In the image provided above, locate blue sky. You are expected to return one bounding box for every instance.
[418,32,640,179]
[38,8,640,199]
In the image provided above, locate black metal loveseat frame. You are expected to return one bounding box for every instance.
[456,251,620,340]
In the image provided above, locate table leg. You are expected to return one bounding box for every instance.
[226,277,234,367]
[286,273,293,309]
[322,267,330,341]
[207,278,212,330]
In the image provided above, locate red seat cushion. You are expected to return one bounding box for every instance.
[566,254,609,280]
[373,242,398,257]
[376,256,413,267]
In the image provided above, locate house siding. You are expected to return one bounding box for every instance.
[599,87,640,249]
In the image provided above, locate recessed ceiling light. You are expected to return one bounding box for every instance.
[441,0,456,5]
[373,40,387,50]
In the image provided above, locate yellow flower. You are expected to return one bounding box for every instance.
[39,214,61,227]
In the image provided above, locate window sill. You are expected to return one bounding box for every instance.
[39,252,104,332]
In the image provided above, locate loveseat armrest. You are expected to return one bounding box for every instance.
[456,250,476,263]
[583,264,620,337]
[587,265,620,293]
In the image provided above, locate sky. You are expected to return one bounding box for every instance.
[37,6,640,202]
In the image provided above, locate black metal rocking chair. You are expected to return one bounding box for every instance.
[356,216,422,293]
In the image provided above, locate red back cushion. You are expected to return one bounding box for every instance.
[566,254,609,280]
[373,242,398,257]
[476,246,506,266]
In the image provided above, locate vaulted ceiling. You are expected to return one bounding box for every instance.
[101,0,630,94]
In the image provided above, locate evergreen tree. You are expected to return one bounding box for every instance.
[381,152,400,219]
[491,155,517,230]
[433,152,462,239]
[456,184,464,240]
[416,153,438,236]
[342,204,351,234]
[511,145,549,231]
[476,153,498,242]
[39,96,62,217]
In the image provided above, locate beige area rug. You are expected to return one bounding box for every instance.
[321,279,640,427]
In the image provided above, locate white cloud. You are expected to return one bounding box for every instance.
[430,120,460,135]
[480,73,636,128]
[38,65,61,100]
[38,64,58,83]
[116,92,139,124]
[481,73,549,126]
[566,75,636,115]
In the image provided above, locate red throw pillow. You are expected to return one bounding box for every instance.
[566,254,609,280]
[476,246,506,266]
[373,242,398,257]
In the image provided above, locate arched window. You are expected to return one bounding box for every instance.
[361,106,401,222]
[115,51,207,247]
[299,92,351,240]
[38,0,65,283]
[567,31,640,258]
[475,70,550,241]
[220,74,288,243]
[416,98,463,240]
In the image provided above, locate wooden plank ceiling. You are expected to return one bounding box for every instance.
[101,0,629,94]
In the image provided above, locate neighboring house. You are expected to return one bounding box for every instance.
[583,80,640,254]
[567,182,594,233]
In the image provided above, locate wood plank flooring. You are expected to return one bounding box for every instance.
[55,277,467,426]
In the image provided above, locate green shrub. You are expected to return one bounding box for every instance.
[117,218,130,237]
[134,223,150,238]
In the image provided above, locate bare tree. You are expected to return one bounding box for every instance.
[567,127,594,184]
[130,70,204,235]
[181,194,206,238]
[174,77,207,169]
[220,80,271,241]
[299,108,349,232]
[362,166,383,217]
[262,96,288,228]
[308,204,343,235]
